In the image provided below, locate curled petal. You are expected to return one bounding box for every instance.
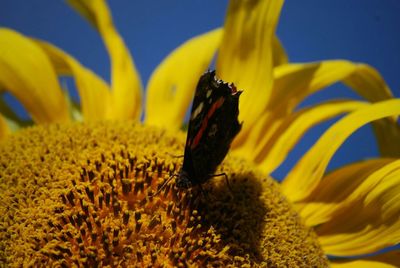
[315,160,400,255]
[331,260,395,268]
[282,99,400,203]
[67,0,143,120]
[371,117,400,158]
[233,60,396,159]
[217,0,284,145]
[299,159,394,227]
[270,61,393,113]
[271,61,398,157]
[145,29,222,130]
[330,250,400,268]
[343,64,393,103]
[253,100,368,174]
[0,28,69,123]
[34,40,111,121]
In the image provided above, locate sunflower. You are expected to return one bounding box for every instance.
[0,0,399,267]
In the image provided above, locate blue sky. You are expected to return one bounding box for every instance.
[1,1,400,180]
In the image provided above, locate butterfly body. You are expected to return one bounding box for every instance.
[176,70,242,189]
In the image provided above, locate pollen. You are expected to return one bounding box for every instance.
[0,122,328,267]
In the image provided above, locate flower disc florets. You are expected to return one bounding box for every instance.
[0,122,327,267]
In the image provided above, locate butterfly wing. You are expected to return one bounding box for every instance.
[182,70,242,186]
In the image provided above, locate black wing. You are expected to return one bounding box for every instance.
[182,70,242,185]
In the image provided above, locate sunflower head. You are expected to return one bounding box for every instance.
[1,0,400,267]
[0,122,328,267]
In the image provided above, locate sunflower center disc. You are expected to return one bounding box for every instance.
[0,122,328,267]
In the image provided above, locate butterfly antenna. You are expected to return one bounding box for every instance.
[150,174,177,197]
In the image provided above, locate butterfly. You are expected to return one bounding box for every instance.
[175,70,242,189]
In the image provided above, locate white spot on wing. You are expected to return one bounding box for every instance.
[206,89,212,98]
[190,102,204,120]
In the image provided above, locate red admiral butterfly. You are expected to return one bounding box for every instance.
[176,70,242,189]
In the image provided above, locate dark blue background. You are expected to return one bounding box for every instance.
[1,1,400,180]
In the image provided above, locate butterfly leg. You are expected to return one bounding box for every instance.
[211,173,233,192]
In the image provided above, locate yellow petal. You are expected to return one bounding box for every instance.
[330,250,400,268]
[217,0,284,144]
[372,117,400,158]
[67,0,143,120]
[315,165,400,256]
[272,36,288,67]
[253,100,368,174]
[272,61,398,158]
[0,28,69,123]
[34,40,111,121]
[299,159,394,227]
[315,160,400,255]
[270,61,393,112]
[233,60,395,159]
[343,63,399,157]
[282,99,400,203]
[331,261,394,268]
[145,29,223,130]
[343,64,393,103]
